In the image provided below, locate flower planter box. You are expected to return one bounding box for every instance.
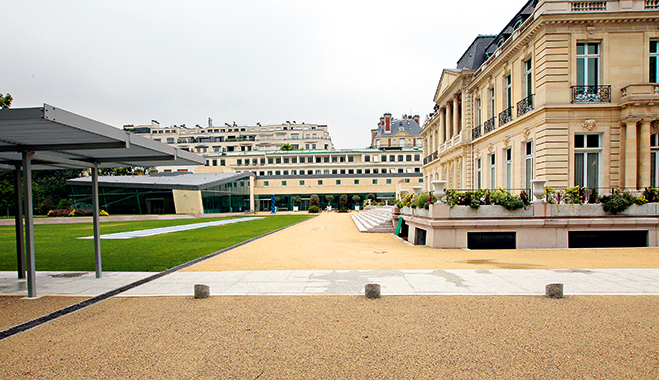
[449,204,533,218]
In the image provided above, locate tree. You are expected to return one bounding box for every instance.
[325,195,334,206]
[292,195,302,205]
[310,194,320,206]
[352,195,361,204]
[99,166,155,176]
[280,143,295,151]
[0,93,12,109]
[367,193,376,201]
[340,194,349,207]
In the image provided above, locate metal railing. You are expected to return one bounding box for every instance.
[571,85,612,103]
[516,95,533,117]
[498,107,513,126]
[423,151,438,165]
[483,117,496,133]
[472,124,482,140]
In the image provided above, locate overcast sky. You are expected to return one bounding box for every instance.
[2,1,526,149]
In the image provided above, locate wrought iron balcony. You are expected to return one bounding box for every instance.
[472,124,482,140]
[423,151,438,165]
[571,85,612,103]
[484,117,496,133]
[498,107,512,126]
[516,95,533,117]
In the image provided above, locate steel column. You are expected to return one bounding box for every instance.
[22,152,36,297]
[92,164,102,278]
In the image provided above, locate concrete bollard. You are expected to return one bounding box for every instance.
[545,283,563,299]
[365,283,381,299]
[194,284,210,299]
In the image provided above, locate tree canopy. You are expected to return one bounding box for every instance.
[280,143,295,151]
[0,93,12,109]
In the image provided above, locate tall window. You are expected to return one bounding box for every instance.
[525,59,533,98]
[489,88,495,118]
[651,41,659,83]
[506,148,512,190]
[476,158,482,189]
[574,134,600,189]
[504,75,512,110]
[652,133,659,187]
[476,98,482,126]
[525,141,533,191]
[577,43,600,87]
[489,154,496,189]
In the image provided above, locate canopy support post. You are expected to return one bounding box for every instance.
[22,151,36,298]
[92,163,102,278]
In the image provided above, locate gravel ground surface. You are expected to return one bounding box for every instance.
[184,212,659,271]
[1,295,658,379]
[0,296,86,331]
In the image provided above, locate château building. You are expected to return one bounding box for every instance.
[370,113,423,149]
[422,0,659,192]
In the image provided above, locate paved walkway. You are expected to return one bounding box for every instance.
[2,268,659,297]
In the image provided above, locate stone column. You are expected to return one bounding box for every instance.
[625,119,639,190]
[639,120,652,189]
[439,108,446,143]
[453,94,460,137]
[446,102,453,140]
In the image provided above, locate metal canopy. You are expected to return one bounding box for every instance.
[0,104,205,169]
[0,104,205,298]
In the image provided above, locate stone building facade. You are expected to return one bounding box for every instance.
[124,119,334,154]
[422,0,659,192]
[370,113,423,149]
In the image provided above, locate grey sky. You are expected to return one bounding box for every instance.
[2,1,526,149]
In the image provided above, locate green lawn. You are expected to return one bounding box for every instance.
[0,215,313,272]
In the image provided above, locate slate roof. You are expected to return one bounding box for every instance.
[67,172,252,191]
[374,118,422,138]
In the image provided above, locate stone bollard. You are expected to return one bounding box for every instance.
[365,283,381,299]
[545,283,563,299]
[194,284,210,299]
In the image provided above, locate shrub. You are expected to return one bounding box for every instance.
[310,194,320,206]
[367,193,376,201]
[564,186,586,204]
[352,195,361,204]
[325,195,334,205]
[339,194,349,207]
[308,205,319,213]
[416,193,430,210]
[601,191,634,214]
[47,209,74,217]
[292,195,302,204]
[387,199,396,206]
[338,207,348,213]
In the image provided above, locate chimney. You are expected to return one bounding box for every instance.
[413,115,420,125]
[384,113,391,133]
[371,129,377,146]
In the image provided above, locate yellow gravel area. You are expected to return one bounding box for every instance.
[184,212,659,271]
[1,296,658,379]
[0,296,87,331]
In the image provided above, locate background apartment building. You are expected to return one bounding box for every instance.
[124,119,334,154]
[194,147,423,211]
[422,0,659,192]
[370,113,423,149]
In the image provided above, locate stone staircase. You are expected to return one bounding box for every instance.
[351,207,395,233]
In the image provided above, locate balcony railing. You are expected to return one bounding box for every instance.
[423,151,438,165]
[484,117,496,133]
[571,85,612,103]
[498,107,512,126]
[517,95,533,117]
[647,0,659,9]
[472,124,482,140]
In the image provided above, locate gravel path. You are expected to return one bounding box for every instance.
[1,295,658,379]
[0,296,86,331]
[184,212,659,271]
